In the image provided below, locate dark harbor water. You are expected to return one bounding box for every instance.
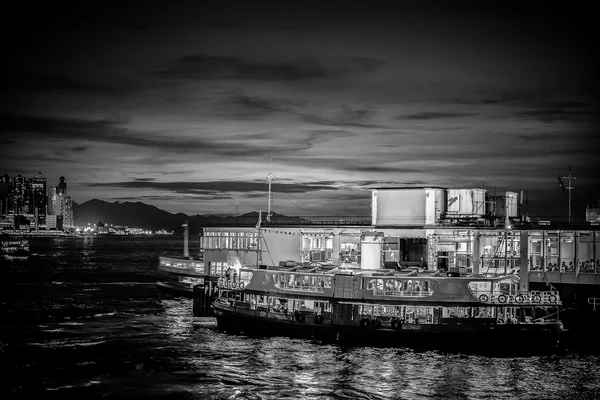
[1,236,599,399]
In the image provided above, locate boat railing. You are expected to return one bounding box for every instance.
[373,289,433,298]
[473,289,561,305]
[275,282,326,293]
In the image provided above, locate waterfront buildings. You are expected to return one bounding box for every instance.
[0,173,73,232]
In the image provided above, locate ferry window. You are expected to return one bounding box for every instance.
[367,279,375,290]
[240,271,253,282]
[545,234,559,270]
[376,279,383,291]
[577,232,594,273]
[457,242,469,252]
[559,232,574,273]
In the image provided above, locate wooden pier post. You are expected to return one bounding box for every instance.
[192,280,216,317]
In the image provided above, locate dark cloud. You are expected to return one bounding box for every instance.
[4,72,140,97]
[225,95,290,117]
[299,106,385,128]
[515,133,561,142]
[84,180,339,194]
[155,54,384,82]
[132,177,157,182]
[352,166,421,173]
[70,146,88,152]
[0,114,317,156]
[395,111,477,120]
[514,101,598,123]
[0,114,128,138]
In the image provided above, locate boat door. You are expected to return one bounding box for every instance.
[333,274,355,299]
[437,251,455,272]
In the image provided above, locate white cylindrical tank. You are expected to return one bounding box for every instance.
[360,232,383,270]
[505,191,518,217]
[447,188,486,216]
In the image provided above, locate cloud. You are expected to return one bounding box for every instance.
[70,146,88,152]
[394,111,477,120]
[154,54,385,82]
[4,72,140,96]
[0,114,128,138]
[223,94,293,118]
[84,180,340,194]
[515,133,561,142]
[513,101,597,122]
[0,114,323,157]
[132,177,157,182]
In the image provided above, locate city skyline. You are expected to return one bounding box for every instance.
[1,2,598,219]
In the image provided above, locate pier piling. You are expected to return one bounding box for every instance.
[192,279,216,317]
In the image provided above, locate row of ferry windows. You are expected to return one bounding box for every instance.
[364,279,432,292]
[201,233,259,250]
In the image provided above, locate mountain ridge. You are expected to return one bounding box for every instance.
[73,199,294,234]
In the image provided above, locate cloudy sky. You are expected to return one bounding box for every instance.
[1,2,598,219]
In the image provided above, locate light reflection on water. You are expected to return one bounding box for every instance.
[1,236,599,399]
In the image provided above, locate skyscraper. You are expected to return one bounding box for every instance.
[57,176,67,196]
[63,196,73,228]
[31,172,47,229]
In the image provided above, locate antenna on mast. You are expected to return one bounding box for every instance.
[266,156,274,222]
[562,164,577,224]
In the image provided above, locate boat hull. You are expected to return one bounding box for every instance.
[213,303,564,354]
[156,280,194,296]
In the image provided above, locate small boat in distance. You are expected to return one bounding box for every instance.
[1,237,31,259]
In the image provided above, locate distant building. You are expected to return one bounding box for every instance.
[48,187,58,215]
[31,172,47,229]
[62,196,73,228]
[57,176,67,196]
[45,176,73,229]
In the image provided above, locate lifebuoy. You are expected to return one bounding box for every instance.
[314,315,324,324]
[217,278,223,287]
[549,295,557,304]
[479,294,489,303]
[360,318,370,328]
[498,294,507,304]
[391,319,401,330]
[238,282,245,290]
[370,318,382,329]
[295,312,306,323]
[532,295,542,303]
[515,295,524,304]
[230,281,236,289]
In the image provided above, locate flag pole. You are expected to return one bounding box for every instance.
[562,165,577,223]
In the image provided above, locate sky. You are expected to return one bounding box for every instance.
[1,1,598,219]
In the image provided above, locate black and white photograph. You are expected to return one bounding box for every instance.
[1,1,599,399]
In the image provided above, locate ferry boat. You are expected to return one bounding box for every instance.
[211,231,565,352]
[1,237,30,259]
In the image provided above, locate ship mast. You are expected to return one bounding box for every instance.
[256,209,262,266]
[267,156,274,222]
[562,165,577,223]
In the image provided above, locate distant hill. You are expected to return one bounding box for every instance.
[73,199,304,234]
